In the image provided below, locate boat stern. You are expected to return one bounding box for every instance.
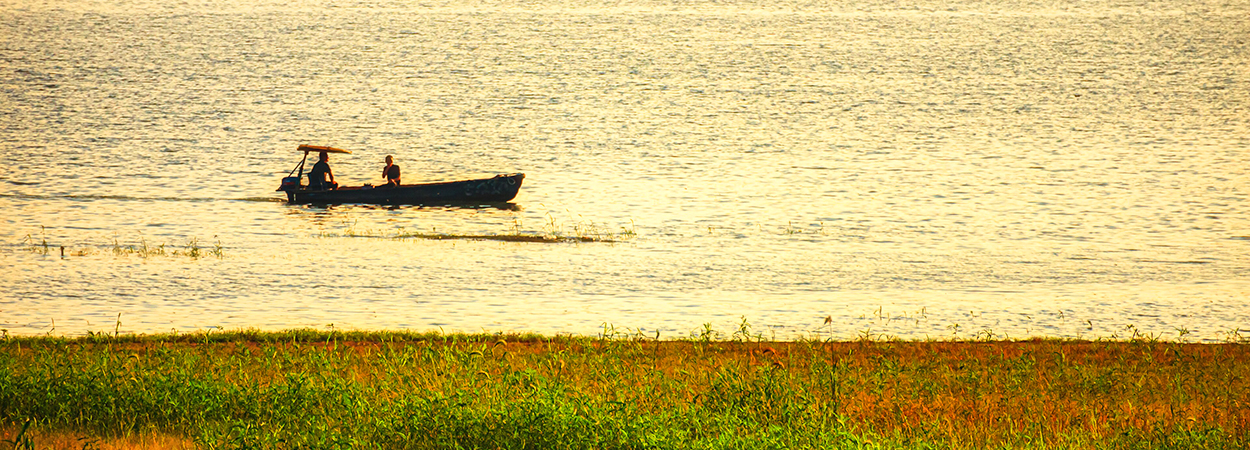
[277,176,303,202]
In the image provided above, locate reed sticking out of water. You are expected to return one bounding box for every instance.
[20,226,51,255]
[20,229,224,260]
[390,231,602,243]
[105,237,221,259]
[1,324,1246,450]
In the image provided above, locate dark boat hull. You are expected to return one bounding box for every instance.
[285,173,524,205]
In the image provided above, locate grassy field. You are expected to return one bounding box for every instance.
[1,328,1246,449]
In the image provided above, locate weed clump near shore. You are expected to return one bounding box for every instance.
[1,328,1247,449]
[22,227,224,260]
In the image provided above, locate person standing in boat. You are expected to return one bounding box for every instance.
[381,155,401,188]
[308,151,338,190]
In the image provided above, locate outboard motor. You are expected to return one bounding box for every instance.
[277,176,304,202]
[278,176,302,192]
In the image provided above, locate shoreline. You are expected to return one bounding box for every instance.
[4,325,1248,345]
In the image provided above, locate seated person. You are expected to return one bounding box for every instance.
[381,155,401,187]
[307,151,338,190]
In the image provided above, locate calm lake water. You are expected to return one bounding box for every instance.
[2,0,1248,341]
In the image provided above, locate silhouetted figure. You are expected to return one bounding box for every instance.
[381,155,401,187]
[308,151,338,190]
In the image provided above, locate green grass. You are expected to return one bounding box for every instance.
[1,328,1247,449]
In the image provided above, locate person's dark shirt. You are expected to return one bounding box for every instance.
[384,164,400,183]
[309,160,331,185]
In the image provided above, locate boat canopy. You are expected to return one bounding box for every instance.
[285,144,351,181]
[297,144,351,154]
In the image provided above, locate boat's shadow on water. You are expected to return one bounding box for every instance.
[285,201,523,225]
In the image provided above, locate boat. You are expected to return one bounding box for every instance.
[277,145,524,205]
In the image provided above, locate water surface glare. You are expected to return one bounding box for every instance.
[2,0,1248,341]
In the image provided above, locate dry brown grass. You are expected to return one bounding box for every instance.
[0,427,194,450]
[114,337,1244,440]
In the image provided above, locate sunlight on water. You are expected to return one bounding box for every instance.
[1,0,1248,341]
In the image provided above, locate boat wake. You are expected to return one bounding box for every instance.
[0,193,287,203]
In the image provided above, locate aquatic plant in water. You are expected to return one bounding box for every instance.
[20,226,50,255]
[20,228,223,260]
